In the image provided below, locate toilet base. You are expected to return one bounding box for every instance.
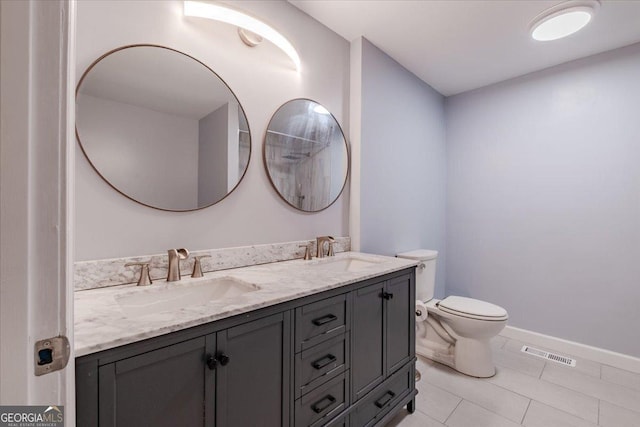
[417,338,496,378]
[416,342,455,370]
[453,337,495,378]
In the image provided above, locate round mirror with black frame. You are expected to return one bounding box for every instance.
[263,99,349,212]
[76,44,251,212]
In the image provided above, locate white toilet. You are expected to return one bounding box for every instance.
[397,249,508,378]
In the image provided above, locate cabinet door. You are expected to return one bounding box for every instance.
[98,337,212,427]
[351,281,386,402]
[215,312,291,427]
[386,273,414,375]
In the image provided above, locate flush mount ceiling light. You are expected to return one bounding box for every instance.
[530,0,600,41]
[183,1,301,72]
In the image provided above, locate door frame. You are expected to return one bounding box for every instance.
[0,0,76,420]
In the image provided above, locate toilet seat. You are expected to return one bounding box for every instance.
[436,296,508,321]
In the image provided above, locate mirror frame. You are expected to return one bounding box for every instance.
[75,44,252,212]
[263,98,350,213]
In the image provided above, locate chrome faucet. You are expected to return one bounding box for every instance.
[167,248,189,282]
[316,236,335,258]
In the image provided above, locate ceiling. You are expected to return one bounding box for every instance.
[79,46,235,119]
[289,0,640,96]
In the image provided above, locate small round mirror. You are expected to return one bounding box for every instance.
[76,44,251,211]
[264,99,349,212]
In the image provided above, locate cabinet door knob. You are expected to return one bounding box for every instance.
[217,353,230,366]
[206,355,217,370]
[380,292,394,300]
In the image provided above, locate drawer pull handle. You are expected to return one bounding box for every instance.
[312,354,337,370]
[311,394,336,413]
[312,314,338,326]
[380,292,394,300]
[374,391,396,408]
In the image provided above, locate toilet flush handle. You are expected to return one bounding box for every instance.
[418,262,426,270]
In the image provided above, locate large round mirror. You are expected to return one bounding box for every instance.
[264,99,349,212]
[76,45,251,211]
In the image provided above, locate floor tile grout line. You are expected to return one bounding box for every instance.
[520,399,532,425]
[541,366,640,411]
[418,374,465,401]
[422,371,530,424]
[539,361,546,379]
[486,369,600,423]
[421,370,632,426]
[596,373,640,394]
[499,337,509,350]
[443,398,463,425]
[422,357,630,425]
[598,363,602,380]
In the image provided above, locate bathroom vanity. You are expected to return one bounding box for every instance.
[74,252,418,426]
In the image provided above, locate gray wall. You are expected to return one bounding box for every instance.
[445,43,640,356]
[360,39,447,298]
[75,0,350,260]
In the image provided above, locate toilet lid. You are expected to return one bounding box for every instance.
[437,296,508,319]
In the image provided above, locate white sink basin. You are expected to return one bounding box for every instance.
[116,276,259,318]
[308,257,383,273]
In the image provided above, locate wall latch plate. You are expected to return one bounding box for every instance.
[34,336,70,376]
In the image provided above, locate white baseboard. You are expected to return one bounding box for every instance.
[501,326,640,374]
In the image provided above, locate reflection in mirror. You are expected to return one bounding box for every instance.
[264,99,349,212]
[76,45,251,211]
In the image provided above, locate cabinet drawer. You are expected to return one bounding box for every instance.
[296,333,349,398]
[350,364,413,427]
[296,294,348,351]
[295,371,349,427]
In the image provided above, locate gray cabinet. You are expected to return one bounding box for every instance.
[98,337,211,427]
[76,268,415,427]
[385,275,414,375]
[351,281,386,402]
[90,312,289,427]
[351,273,415,404]
[215,312,290,427]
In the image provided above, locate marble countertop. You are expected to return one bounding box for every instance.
[75,252,419,357]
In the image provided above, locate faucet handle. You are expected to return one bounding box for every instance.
[327,241,335,257]
[316,235,336,258]
[191,255,211,278]
[125,261,153,286]
[299,244,312,261]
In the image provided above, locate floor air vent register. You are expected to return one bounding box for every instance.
[520,345,576,367]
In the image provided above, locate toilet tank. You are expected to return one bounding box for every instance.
[396,249,438,302]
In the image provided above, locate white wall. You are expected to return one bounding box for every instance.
[445,43,640,357]
[75,0,350,260]
[358,39,447,297]
[78,94,199,209]
[198,103,228,206]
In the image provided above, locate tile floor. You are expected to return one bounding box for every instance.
[386,335,640,427]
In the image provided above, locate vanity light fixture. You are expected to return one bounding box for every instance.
[530,0,599,41]
[183,1,301,72]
